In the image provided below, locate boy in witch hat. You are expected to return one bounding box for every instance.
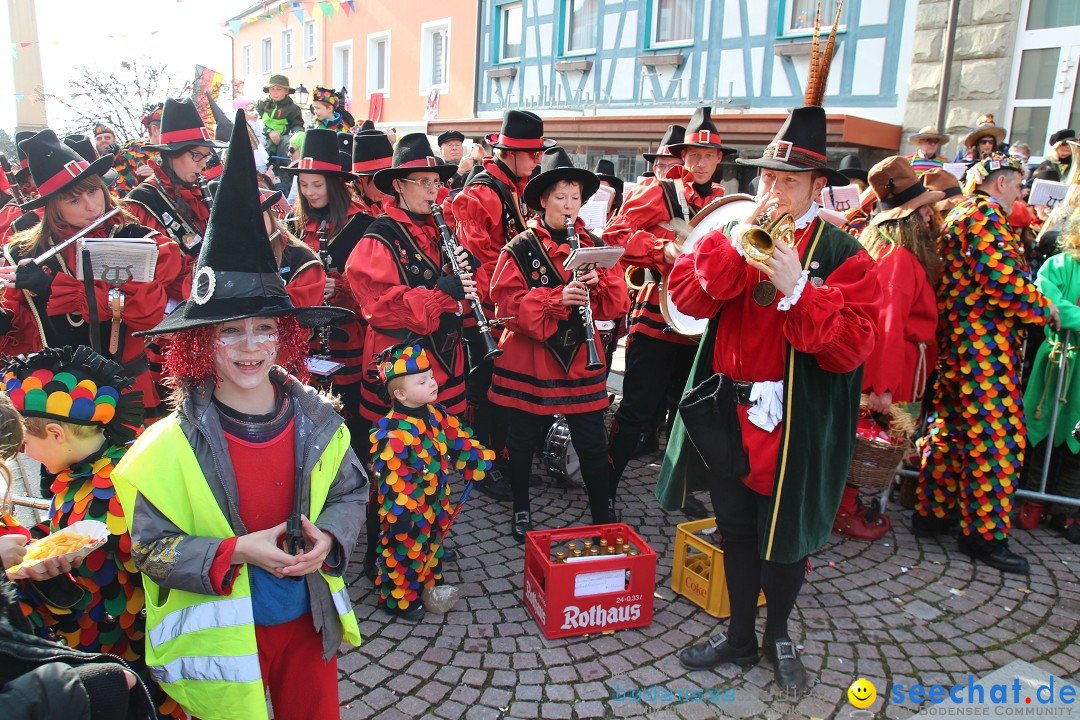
[308,86,354,132]
[257,74,305,157]
[603,107,730,520]
[111,109,365,720]
[658,8,881,695]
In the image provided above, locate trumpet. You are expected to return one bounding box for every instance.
[741,212,795,262]
[566,214,604,371]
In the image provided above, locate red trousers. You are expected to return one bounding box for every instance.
[255,614,339,720]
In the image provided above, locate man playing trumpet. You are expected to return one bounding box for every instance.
[657,105,880,695]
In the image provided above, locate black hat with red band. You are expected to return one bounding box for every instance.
[668,107,736,158]
[736,105,849,187]
[13,130,34,181]
[489,110,556,152]
[17,128,116,210]
[143,97,227,153]
[352,130,394,176]
[642,124,686,163]
[373,133,457,195]
[281,128,357,180]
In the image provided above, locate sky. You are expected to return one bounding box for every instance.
[0,0,254,132]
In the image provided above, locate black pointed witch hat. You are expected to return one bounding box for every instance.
[206,92,235,142]
[138,109,352,336]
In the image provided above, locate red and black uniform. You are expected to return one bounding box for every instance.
[602,164,724,486]
[279,241,326,309]
[0,217,182,412]
[345,198,467,426]
[489,216,629,523]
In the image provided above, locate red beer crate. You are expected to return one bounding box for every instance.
[522,523,656,640]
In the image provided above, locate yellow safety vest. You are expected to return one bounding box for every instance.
[114,414,361,720]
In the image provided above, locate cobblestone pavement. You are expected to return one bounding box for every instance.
[338,439,1080,720]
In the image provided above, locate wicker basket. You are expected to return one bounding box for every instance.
[847,435,908,492]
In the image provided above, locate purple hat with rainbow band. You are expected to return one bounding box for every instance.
[2,346,145,445]
[377,343,432,384]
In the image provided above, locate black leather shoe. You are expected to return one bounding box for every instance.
[388,604,425,623]
[762,638,809,697]
[957,535,1030,574]
[440,546,458,562]
[911,512,957,538]
[678,633,759,671]
[1049,515,1080,544]
[478,469,515,501]
[511,511,532,544]
[681,495,710,519]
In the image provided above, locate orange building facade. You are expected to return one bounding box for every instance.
[226,0,478,134]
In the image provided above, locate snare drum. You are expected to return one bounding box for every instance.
[543,415,583,488]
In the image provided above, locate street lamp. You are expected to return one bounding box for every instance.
[296,84,309,106]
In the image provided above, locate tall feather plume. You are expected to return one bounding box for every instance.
[806,0,821,105]
[805,0,846,107]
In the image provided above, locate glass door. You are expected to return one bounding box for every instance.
[1006,0,1080,160]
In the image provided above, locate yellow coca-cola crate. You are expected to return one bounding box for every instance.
[671,518,766,618]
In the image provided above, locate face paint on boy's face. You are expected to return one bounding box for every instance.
[212,317,279,393]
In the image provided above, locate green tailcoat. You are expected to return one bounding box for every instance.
[656,220,866,563]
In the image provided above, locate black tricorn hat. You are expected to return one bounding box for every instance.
[592,158,624,194]
[63,134,118,188]
[338,132,355,172]
[668,108,736,157]
[737,106,848,186]
[138,110,352,336]
[352,130,394,176]
[437,130,465,146]
[837,154,868,184]
[523,147,600,211]
[643,124,686,162]
[373,133,457,195]
[144,98,228,152]
[206,92,235,143]
[490,110,556,151]
[281,128,356,180]
[18,129,116,210]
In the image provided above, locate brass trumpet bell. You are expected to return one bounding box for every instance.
[740,213,795,262]
[625,266,647,292]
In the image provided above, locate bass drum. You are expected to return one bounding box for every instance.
[543,415,583,488]
[658,193,759,337]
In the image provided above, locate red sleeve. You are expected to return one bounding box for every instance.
[602,181,672,271]
[0,289,43,356]
[121,202,167,235]
[783,249,881,374]
[286,262,326,309]
[489,249,571,343]
[862,248,918,395]
[46,235,181,331]
[451,185,504,306]
[345,236,458,334]
[667,229,748,318]
[209,536,240,595]
[588,264,631,321]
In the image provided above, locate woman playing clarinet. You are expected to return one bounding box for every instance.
[488,148,629,541]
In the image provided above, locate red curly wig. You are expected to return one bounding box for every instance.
[163,314,311,394]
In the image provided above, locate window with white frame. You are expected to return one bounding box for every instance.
[649,0,692,46]
[497,2,522,62]
[280,29,293,69]
[786,0,846,33]
[333,40,352,91]
[421,20,450,92]
[242,44,252,77]
[367,32,390,95]
[565,0,597,54]
[261,36,272,73]
[304,19,317,61]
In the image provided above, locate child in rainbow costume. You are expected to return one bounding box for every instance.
[1,345,180,717]
[369,343,494,621]
[307,86,354,132]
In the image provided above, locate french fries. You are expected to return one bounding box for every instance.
[5,530,97,574]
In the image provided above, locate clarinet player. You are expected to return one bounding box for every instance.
[488,148,629,541]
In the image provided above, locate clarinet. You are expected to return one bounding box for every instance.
[196,174,214,213]
[316,220,332,359]
[566,214,604,371]
[430,202,502,363]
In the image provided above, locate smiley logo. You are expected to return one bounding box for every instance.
[848,678,876,708]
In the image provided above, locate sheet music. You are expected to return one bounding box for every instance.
[579,184,615,230]
[1029,179,1069,209]
[943,163,969,181]
[75,238,159,284]
[564,246,625,272]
